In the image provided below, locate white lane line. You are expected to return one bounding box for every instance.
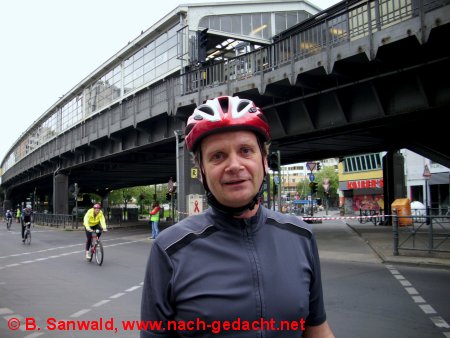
[70,309,91,318]
[0,308,14,315]
[110,293,125,299]
[0,239,146,270]
[405,287,419,295]
[23,333,45,338]
[419,304,437,314]
[92,300,111,307]
[412,295,426,303]
[387,265,449,336]
[125,285,141,292]
[431,317,450,329]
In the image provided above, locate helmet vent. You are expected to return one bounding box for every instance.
[197,106,215,117]
[237,100,250,112]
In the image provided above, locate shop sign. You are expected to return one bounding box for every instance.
[347,179,384,190]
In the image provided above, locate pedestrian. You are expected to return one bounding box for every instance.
[16,208,21,223]
[149,201,160,239]
[140,96,335,337]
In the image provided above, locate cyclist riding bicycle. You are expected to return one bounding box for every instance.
[5,209,13,221]
[5,209,13,229]
[21,207,32,243]
[83,203,107,260]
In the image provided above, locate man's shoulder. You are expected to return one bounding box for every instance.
[154,211,215,251]
[263,207,313,238]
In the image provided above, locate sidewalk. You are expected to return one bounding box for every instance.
[313,209,450,268]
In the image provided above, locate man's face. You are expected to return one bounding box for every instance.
[94,208,100,214]
[200,130,267,209]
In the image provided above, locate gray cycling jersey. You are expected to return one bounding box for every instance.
[141,205,327,337]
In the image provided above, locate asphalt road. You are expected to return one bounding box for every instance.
[1,220,449,338]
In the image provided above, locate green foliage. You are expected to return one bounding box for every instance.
[108,185,171,214]
[296,164,338,199]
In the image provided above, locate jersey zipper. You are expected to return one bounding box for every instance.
[243,222,265,337]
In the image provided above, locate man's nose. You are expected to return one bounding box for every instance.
[225,153,243,172]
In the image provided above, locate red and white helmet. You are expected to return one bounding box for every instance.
[93,203,101,209]
[185,96,270,152]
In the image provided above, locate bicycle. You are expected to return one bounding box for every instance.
[358,209,370,224]
[87,229,104,266]
[23,222,31,245]
[6,217,12,230]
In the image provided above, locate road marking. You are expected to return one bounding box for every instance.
[0,239,146,270]
[0,308,14,315]
[125,285,141,292]
[419,304,437,314]
[70,309,91,318]
[431,317,450,329]
[24,333,45,338]
[405,287,419,295]
[92,299,111,307]
[110,292,125,299]
[399,280,412,286]
[386,265,449,337]
[412,295,426,303]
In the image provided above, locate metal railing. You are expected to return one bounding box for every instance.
[33,213,76,229]
[177,0,449,96]
[392,211,450,254]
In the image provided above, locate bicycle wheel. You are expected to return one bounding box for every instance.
[358,210,364,224]
[95,241,103,266]
[25,230,31,245]
[371,212,379,225]
[360,211,368,224]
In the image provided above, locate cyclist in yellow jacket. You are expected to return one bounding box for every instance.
[83,203,107,260]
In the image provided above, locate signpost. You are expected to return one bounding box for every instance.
[306,162,317,172]
[423,164,431,224]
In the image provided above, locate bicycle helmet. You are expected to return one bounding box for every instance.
[185,96,271,216]
[185,96,270,153]
[93,203,101,209]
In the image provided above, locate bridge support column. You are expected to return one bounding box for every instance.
[2,188,13,211]
[53,173,69,215]
[383,150,406,224]
[176,140,205,221]
[3,200,13,212]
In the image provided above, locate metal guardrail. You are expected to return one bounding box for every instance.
[392,211,450,254]
[33,213,76,229]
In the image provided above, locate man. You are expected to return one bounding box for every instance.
[141,96,334,337]
[83,203,107,260]
[21,207,33,243]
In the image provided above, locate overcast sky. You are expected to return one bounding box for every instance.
[0,0,339,166]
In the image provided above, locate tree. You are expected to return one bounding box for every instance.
[313,165,339,205]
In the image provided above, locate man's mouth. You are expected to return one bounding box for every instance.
[224,179,247,185]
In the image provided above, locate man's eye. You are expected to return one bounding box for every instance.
[211,153,223,161]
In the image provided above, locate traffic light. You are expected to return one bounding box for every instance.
[316,162,322,170]
[268,152,280,171]
[197,28,208,62]
[310,182,318,194]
